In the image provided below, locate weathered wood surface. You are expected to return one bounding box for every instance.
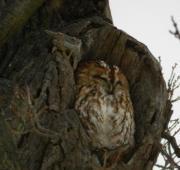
[0,0,169,170]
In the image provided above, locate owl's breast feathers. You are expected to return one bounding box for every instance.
[75,61,135,151]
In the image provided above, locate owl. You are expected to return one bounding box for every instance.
[75,60,135,163]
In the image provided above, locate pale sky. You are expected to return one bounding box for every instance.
[110,0,180,169]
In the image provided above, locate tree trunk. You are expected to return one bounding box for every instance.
[0,0,170,170]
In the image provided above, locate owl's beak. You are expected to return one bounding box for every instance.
[107,84,113,94]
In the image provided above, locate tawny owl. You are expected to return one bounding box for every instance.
[75,61,135,158]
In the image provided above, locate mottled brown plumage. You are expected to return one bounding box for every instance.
[75,60,135,164]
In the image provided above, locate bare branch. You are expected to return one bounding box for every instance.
[162,132,180,158]
[169,16,180,40]
[167,63,180,102]
[160,147,180,169]
[155,164,169,169]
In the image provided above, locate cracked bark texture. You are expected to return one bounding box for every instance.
[0,0,169,170]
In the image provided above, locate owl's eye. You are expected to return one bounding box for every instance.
[93,75,108,82]
[115,80,123,86]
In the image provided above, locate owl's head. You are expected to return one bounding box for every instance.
[75,60,130,94]
[75,60,109,85]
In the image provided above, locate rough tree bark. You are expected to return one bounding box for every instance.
[0,0,170,170]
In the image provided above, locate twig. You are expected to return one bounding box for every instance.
[169,16,180,40]
[167,63,180,101]
[160,147,180,169]
[155,164,169,169]
[162,132,180,158]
